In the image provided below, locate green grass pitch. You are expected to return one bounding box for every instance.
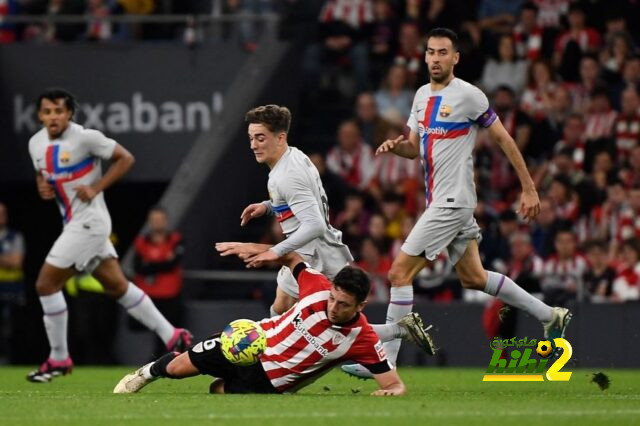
[1,367,639,425]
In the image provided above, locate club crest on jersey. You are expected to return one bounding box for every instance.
[374,341,387,360]
[439,105,452,117]
[60,152,71,164]
[332,332,346,346]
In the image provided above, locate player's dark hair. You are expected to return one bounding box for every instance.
[333,266,371,304]
[149,204,167,215]
[37,88,77,115]
[245,104,291,134]
[427,27,459,51]
[521,1,538,13]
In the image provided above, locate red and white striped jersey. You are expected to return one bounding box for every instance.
[326,141,376,190]
[584,110,617,141]
[258,265,391,393]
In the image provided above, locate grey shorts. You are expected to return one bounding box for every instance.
[401,207,481,265]
[46,228,117,273]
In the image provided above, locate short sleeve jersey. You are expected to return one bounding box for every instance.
[407,78,497,208]
[28,122,116,233]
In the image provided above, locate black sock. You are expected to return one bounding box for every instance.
[150,352,179,379]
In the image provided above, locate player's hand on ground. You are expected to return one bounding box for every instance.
[37,179,56,200]
[74,185,98,202]
[517,189,540,222]
[375,135,403,156]
[245,249,279,268]
[240,203,267,226]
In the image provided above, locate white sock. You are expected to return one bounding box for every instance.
[484,271,553,322]
[269,305,278,317]
[383,286,413,364]
[118,282,175,344]
[40,292,69,361]
[371,323,406,342]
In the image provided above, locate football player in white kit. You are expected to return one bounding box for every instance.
[218,105,354,316]
[26,89,192,382]
[343,28,572,379]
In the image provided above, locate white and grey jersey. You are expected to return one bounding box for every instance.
[28,122,116,234]
[267,147,353,274]
[407,78,498,209]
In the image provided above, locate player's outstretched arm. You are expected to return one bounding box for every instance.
[375,131,420,159]
[35,173,55,200]
[75,143,135,202]
[487,119,540,222]
[215,242,273,259]
[371,369,406,396]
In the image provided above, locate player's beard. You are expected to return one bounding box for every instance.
[429,66,452,84]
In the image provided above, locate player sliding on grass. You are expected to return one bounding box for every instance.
[27,88,192,383]
[342,28,572,379]
[114,251,432,396]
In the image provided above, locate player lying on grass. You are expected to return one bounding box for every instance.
[114,251,433,396]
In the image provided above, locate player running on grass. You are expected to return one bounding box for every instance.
[114,251,433,396]
[342,28,572,379]
[27,88,192,383]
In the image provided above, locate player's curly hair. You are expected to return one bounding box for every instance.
[333,266,371,304]
[37,88,77,115]
[245,105,291,134]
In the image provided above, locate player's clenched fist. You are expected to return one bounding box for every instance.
[240,202,267,226]
[375,135,404,155]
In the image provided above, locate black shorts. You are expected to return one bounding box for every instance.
[188,334,277,394]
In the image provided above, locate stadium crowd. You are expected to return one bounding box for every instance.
[1,0,639,311]
[292,0,640,306]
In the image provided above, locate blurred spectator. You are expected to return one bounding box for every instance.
[530,197,558,258]
[613,86,640,162]
[512,1,543,60]
[541,226,588,305]
[368,0,399,86]
[584,88,617,143]
[367,212,392,255]
[238,0,277,52]
[356,237,391,302]
[333,191,369,251]
[548,174,579,222]
[415,253,455,301]
[369,125,422,211]
[611,238,640,302]
[568,54,605,114]
[491,85,532,152]
[552,114,587,170]
[0,202,25,362]
[302,0,373,95]
[520,59,557,121]
[353,91,393,148]
[617,185,640,242]
[390,214,414,258]
[528,84,572,163]
[479,34,528,96]
[375,64,413,121]
[0,0,18,43]
[86,0,112,41]
[531,0,569,29]
[417,0,460,35]
[582,239,616,303]
[553,3,601,82]
[133,206,185,355]
[620,145,640,189]
[23,0,85,42]
[308,151,350,215]
[380,191,406,240]
[326,119,375,191]
[393,20,425,89]
[601,31,634,77]
[485,209,520,270]
[595,179,628,247]
[611,56,640,107]
[477,0,521,35]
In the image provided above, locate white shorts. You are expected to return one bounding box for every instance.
[45,228,118,273]
[401,207,481,265]
[277,252,350,299]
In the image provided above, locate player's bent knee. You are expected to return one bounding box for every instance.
[165,353,194,378]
